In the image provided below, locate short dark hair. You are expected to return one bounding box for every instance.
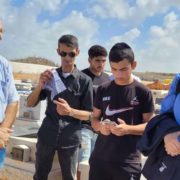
[58,34,79,48]
[109,42,134,63]
[88,45,107,59]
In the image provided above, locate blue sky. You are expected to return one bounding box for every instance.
[0,0,180,73]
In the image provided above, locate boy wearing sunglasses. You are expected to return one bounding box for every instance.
[27,34,93,180]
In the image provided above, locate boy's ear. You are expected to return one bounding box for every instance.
[132,61,137,70]
[76,48,80,56]
[88,57,91,63]
[56,48,60,54]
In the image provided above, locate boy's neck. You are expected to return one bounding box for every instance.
[89,67,102,77]
[115,75,134,86]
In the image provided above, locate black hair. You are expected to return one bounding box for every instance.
[109,42,134,63]
[88,45,107,59]
[58,34,79,48]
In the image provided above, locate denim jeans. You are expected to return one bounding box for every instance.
[33,139,79,180]
[78,128,97,163]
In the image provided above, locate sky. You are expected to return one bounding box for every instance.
[0,0,180,73]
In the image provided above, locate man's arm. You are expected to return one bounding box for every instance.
[91,107,111,136]
[91,107,102,132]
[27,85,43,107]
[0,102,18,128]
[111,112,154,136]
[0,128,12,147]
[0,102,18,146]
[0,62,19,145]
[27,70,52,107]
[125,112,154,135]
[0,61,19,128]
[54,98,92,121]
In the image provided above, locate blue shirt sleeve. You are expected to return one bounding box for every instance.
[6,63,19,104]
[0,56,19,122]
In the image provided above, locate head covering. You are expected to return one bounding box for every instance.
[160,73,180,125]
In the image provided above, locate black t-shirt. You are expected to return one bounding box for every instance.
[91,80,154,163]
[81,68,110,128]
[37,67,93,148]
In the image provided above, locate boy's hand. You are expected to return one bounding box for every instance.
[99,119,111,136]
[110,118,129,136]
[54,98,71,116]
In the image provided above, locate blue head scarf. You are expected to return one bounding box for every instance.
[161,73,180,125]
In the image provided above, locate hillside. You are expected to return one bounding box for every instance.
[12,57,58,67]
[10,57,176,84]
[133,71,175,82]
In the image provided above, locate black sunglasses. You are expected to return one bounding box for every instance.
[59,51,76,58]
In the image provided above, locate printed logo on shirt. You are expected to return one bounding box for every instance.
[105,105,133,116]
[130,96,139,106]
[102,96,110,101]
[159,162,167,172]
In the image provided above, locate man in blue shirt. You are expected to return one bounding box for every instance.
[0,21,19,167]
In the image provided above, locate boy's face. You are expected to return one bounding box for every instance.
[89,56,106,74]
[110,59,136,84]
[57,43,79,72]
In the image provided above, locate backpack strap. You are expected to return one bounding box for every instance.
[130,82,136,125]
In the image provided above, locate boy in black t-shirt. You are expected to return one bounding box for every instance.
[79,45,110,163]
[77,45,110,179]
[89,42,154,180]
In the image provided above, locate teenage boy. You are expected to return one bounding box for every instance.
[89,42,154,180]
[79,45,109,163]
[27,34,93,180]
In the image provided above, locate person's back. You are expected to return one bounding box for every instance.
[89,42,154,180]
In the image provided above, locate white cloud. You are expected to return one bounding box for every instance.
[136,11,180,73]
[91,0,135,21]
[0,1,99,70]
[92,0,131,19]
[31,0,69,12]
[1,0,180,73]
[90,0,180,25]
[106,28,141,48]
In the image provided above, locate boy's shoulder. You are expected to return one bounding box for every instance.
[76,68,92,83]
[134,80,151,91]
[0,55,9,67]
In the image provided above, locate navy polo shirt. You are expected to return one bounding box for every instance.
[37,67,93,148]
